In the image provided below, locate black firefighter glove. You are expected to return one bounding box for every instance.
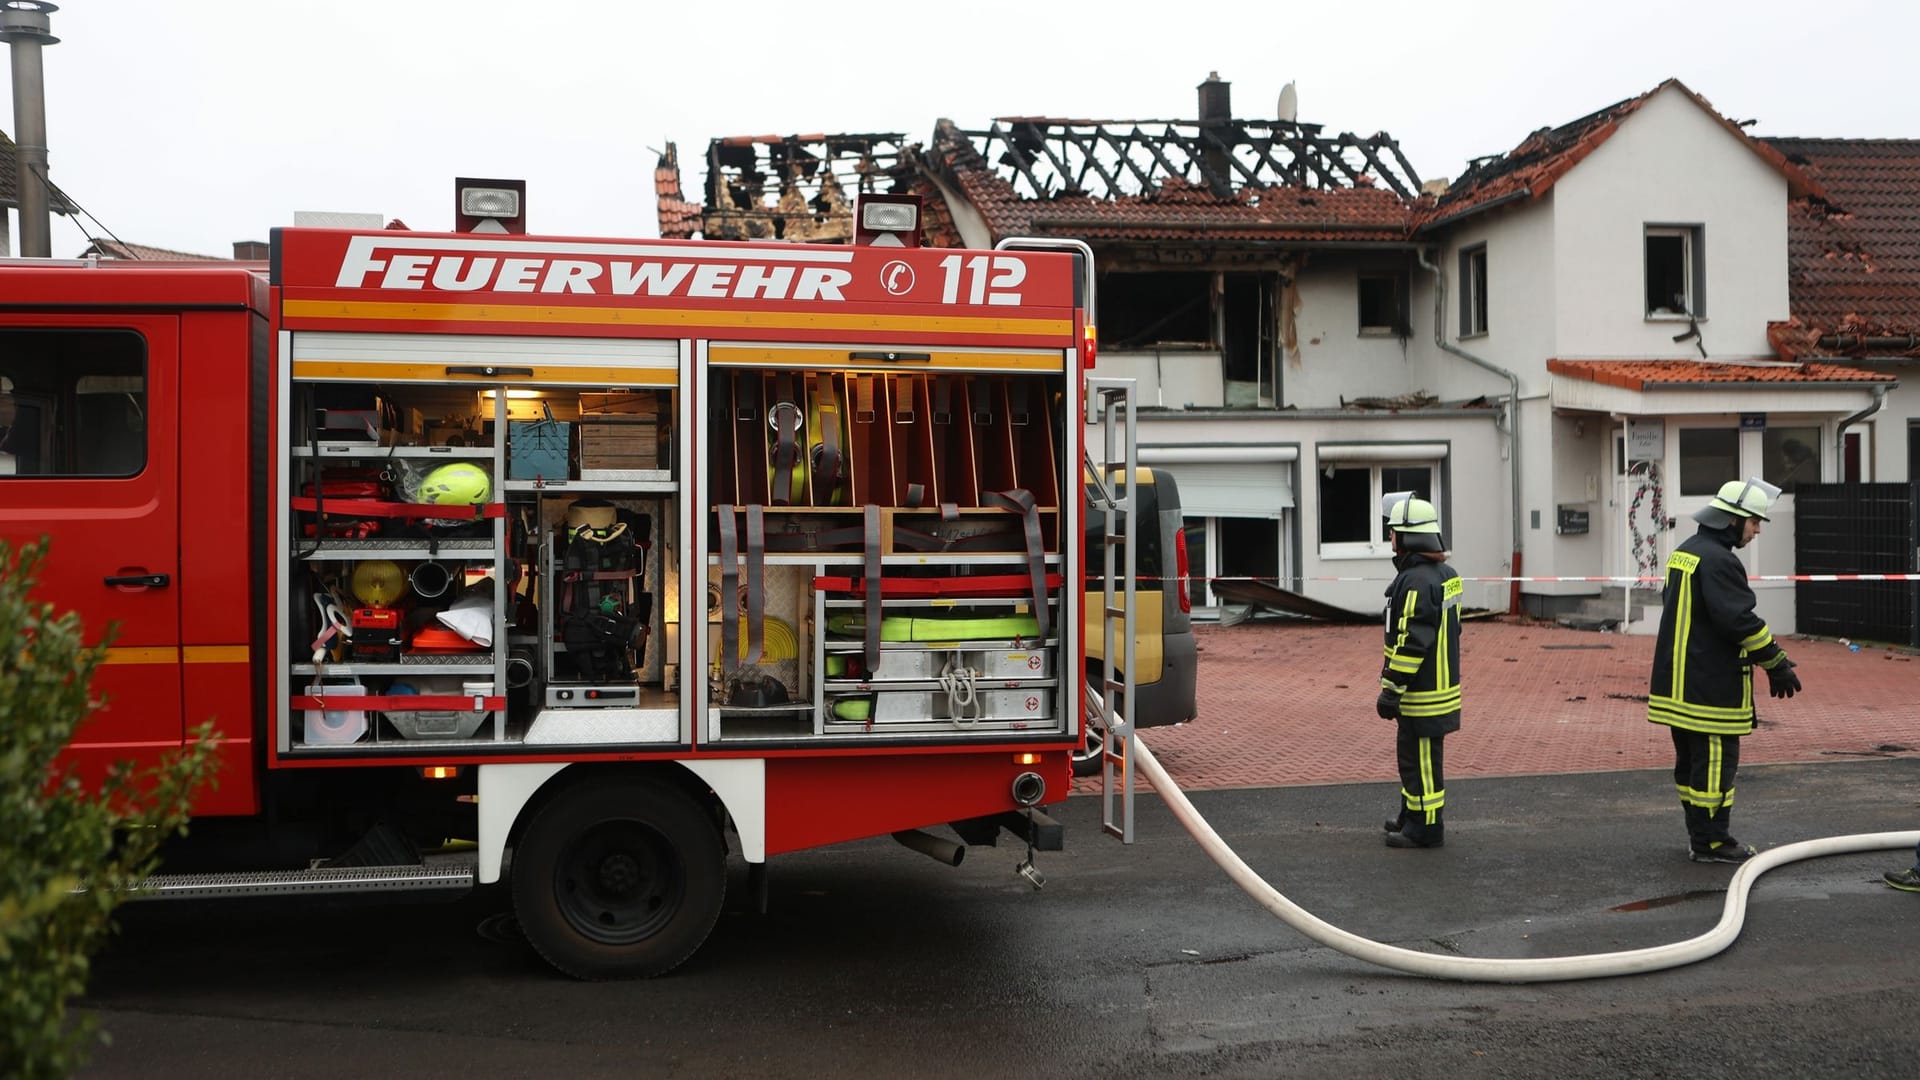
[1376,685,1403,720]
[1765,657,1802,699]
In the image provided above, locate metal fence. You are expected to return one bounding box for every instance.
[1793,482,1919,647]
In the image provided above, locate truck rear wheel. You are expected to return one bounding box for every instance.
[511,777,725,979]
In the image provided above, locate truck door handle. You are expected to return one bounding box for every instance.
[105,573,170,589]
[445,365,535,378]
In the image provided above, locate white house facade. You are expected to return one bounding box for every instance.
[657,76,1901,635]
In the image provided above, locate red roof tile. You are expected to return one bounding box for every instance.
[1422,81,1825,232]
[1547,358,1894,391]
[653,142,702,240]
[1765,138,1920,345]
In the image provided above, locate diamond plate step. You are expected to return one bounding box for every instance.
[130,856,476,901]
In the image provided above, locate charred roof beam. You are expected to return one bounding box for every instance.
[1103,129,1167,192]
[1317,135,1374,190]
[1056,126,1128,196]
[1015,121,1087,196]
[1128,125,1191,192]
[960,119,1420,202]
[988,122,1056,199]
[1193,127,1263,196]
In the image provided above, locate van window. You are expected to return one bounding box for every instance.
[0,329,148,478]
[1085,478,1164,581]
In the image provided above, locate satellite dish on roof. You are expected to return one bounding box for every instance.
[1277,81,1298,123]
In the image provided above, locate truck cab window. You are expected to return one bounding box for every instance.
[0,329,147,478]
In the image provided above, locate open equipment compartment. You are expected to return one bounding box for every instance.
[277,332,691,755]
[701,344,1071,747]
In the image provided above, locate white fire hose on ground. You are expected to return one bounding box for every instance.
[1128,733,1920,983]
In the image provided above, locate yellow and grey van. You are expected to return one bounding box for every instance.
[1080,466,1198,775]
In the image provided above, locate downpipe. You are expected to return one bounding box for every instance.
[1416,248,1523,614]
[892,829,965,867]
[1129,731,1920,983]
[1835,384,1887,470]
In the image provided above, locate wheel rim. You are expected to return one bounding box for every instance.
[553,819,685,946]
[1074,723,1105,767]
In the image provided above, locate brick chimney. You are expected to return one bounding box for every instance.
[1197,71,1231,126]
[232,240,268,261]
[1196,71,1234,195]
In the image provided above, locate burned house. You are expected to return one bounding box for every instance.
[658,76,1897,632]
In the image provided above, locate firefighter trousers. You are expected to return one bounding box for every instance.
[1394,727,1445,841]
[1671,728,1741,850]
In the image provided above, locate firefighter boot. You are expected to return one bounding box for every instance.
[1689,839,1757,864]
[1385,809,1443,848]
[1687,806,1752,863]
[1384,826,1443,849]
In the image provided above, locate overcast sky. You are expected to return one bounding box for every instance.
[7,0,1919,258]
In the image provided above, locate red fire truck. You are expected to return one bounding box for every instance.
[0,187,1143,978]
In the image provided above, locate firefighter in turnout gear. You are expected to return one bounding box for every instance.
[1648,477,1803,864]
[1377,492,1463,849]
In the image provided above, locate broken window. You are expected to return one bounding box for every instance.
[1358,273,1408,336]
[1221,273,1264,406]
[1099,271,1212,348]
[1096,269,1276,408]
[1219,517,1280,582]
[1646,225,1704,317]
[1459,245,1488,336]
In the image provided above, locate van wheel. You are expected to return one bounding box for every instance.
[1071,724,1105,777]
[1074,673,1123,777]
[511,777,725,979]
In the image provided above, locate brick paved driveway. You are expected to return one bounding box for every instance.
[1079,617,1920,793]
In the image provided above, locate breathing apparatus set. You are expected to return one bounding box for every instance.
[553,497,653,685]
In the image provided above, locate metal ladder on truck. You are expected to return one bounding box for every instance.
[993,236,1140,843]
[1085,377,1139,843]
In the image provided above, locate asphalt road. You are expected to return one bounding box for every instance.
[81,757,1920,1079]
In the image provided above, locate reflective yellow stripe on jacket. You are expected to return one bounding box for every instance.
[1384,589,1421,676]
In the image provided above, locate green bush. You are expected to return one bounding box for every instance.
[0,539,219,1078]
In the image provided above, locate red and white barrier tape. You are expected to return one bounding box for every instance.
[1143,573,1920,584]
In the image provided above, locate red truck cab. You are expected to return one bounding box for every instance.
[1,261,267,815]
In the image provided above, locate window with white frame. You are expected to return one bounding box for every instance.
[1358,272,1408,336]
[1458,245,1488,336]
[1646,225,1705,317]
[1318,462,1438,556]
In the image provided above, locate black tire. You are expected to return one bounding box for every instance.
[511,776,726,979]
